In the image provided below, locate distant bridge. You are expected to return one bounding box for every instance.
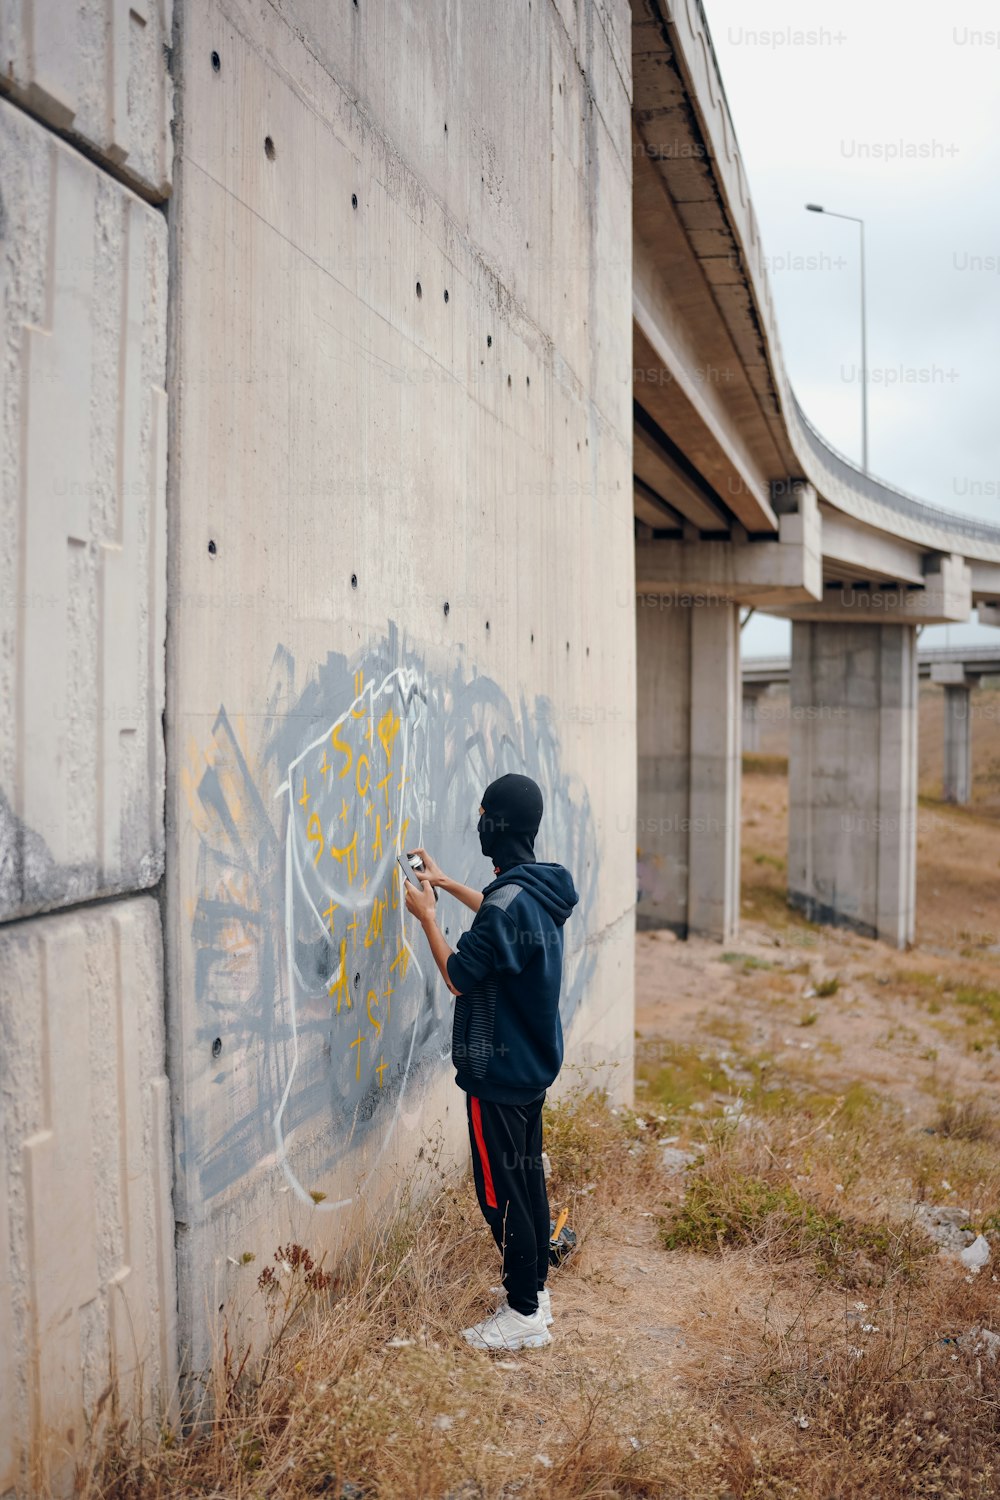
[741,647,1000,803]
[743,645,1000,687]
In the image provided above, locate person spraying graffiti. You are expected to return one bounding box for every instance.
[402,772,579,1352]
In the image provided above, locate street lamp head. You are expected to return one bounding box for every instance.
[805,203,824,213]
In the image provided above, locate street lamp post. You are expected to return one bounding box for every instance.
[806,203,868,474]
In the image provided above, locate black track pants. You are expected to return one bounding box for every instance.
[466,1092,550,1317]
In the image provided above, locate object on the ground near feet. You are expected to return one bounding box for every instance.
[961,1234,991,1270]
[462,1303,551,1351]
[549,1209,577,1266]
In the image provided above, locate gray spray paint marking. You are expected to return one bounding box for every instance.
[191,631,597,1202]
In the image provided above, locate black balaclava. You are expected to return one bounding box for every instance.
[478,773,544,874]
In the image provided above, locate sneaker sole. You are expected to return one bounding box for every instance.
[462,1329,553,1351]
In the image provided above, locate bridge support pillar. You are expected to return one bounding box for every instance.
[636,597,741,940]
[942,685,973,804]
[932,665,980,804]
[788,621,918,948]
[742,682,770,755]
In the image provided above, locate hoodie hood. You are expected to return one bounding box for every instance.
[483,861,579,926]
[478,773,544,872]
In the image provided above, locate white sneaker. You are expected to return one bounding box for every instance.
[462,1303,552,1351]
[490,1285,553,1326]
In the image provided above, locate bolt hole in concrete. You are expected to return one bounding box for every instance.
[507,374,511,387]
[208,539,217,556]
[351,193,358,209]
[212,1037,222,1058]
[264,135,276,160]
[354,972,361,987]
[526,375,530,388]
[485,620,490,631]
[443,601,450,616]
[444,288,449,303]
[487,334,492,347]
[531,632,535,643]
[211,50,220,72]
[351,573,358,589]
[415,281,422,299]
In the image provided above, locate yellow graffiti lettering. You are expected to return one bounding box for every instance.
[350,670,366,716]
[323,898,338,934]
[328,940,350,1013]
[350,1024,367,1080]
[306,811,324,866]
[329,830,358,883]
[355,753,370,797]
[346,911,360,950]
[366,989,382,1038]
[376,1056,387,1088]
[377,709,400,767]
[372,814,383,860]
[376,769,393,807]
[331,721,353,779]
[364,896,386,949]
[382,977,394,1022]
[318,750,330,780]
[389,942,410,981]
[298,776,310,812]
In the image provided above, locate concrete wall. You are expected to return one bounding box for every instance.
[0,8,175,1493]
[165,0,635,1375]
[0,100,168,922]
[0,899,175,1497]
[0,0,173,199]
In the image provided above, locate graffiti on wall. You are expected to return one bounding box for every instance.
[187,629,597,1207]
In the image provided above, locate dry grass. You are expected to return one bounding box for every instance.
[77,1075,1000,1499]
[80,1097,729,1499]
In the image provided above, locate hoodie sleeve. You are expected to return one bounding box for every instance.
[446,904,529,994]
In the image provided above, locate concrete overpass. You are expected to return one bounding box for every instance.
[3,0,1000,1481]
[631,0,1000,948]
[743,647,1000,804]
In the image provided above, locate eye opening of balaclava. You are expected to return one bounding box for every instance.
[477,773,544,874]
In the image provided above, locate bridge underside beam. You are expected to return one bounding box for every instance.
[818,506,926,586]
[773,554,973,626]
[635,482,822,606]
[788,622,918,948]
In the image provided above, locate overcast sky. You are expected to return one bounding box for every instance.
[700,0,1000,656]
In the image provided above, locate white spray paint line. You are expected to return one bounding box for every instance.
[272,666,431,1212]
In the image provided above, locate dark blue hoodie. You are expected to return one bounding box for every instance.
[446,861,579,1104]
